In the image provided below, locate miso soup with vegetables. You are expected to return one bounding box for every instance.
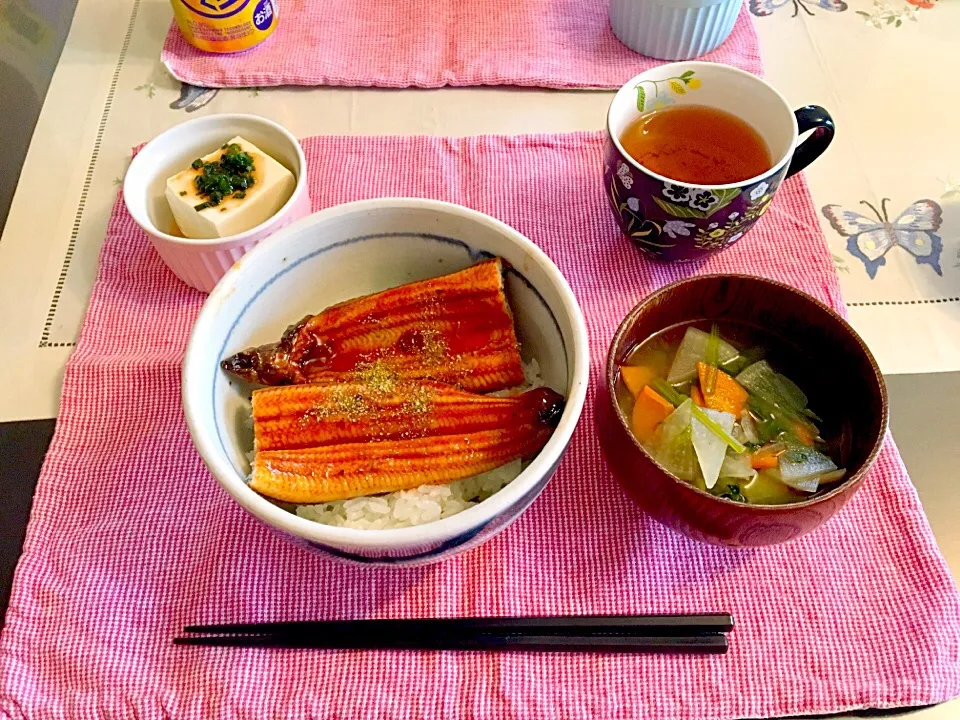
[616,323,846,505]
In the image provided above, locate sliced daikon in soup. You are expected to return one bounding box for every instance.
[776,446,837,491]
[737,360,809,413]
[719,450,757,481]
[667,327,739,383]
[654,399,698,482]
[691,408,736,489]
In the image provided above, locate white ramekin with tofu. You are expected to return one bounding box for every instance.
[124,114,309,293]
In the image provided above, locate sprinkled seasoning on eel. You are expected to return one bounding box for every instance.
[252,374,565,451]
[248,371,565,504]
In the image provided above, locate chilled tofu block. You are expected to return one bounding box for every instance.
[165,136,295,239]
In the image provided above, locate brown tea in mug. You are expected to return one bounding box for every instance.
[620,105,772,185]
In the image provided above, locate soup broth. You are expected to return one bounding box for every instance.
[616,321,846,506]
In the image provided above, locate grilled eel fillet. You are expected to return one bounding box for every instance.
[252,379,565,451]
[221,258,524,393]
[248,380,565,503]
[250,428,559,504]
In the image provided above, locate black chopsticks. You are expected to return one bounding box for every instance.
[176,613,733,654]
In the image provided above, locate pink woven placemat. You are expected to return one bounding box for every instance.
[161,0,762,89]
[2,133,959,719]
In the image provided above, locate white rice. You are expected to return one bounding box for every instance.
[292,358,546,529]
[295,459,523,529]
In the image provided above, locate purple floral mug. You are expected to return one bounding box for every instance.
[605,61,834,262]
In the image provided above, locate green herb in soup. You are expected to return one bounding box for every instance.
[616,323,846,506]
[190,142,256,211]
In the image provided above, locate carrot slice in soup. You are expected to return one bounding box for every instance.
[696,362,749,416]
[690,385,705,407]
[751,443,784,469]
[631,386,675,443]
[620,365,657,397]
[790,421,816,447]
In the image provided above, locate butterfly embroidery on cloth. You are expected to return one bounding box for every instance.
[821,198,943,279]
[749,0,847,17]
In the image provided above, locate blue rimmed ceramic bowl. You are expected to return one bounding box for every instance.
[182,198,589,566]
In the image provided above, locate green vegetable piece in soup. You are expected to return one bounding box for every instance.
[718,483,747,503]
[721,346,765,376]
[651,378,685,407]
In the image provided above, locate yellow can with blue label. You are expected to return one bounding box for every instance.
[171,0,278,53]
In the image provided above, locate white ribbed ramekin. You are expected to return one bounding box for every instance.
[609,0,743,61]
[123,114,309,293]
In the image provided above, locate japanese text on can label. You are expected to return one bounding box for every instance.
[171,0,277,53]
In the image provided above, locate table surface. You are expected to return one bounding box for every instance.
[0,0,958,716]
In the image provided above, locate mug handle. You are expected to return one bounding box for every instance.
[786,105,835,178]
